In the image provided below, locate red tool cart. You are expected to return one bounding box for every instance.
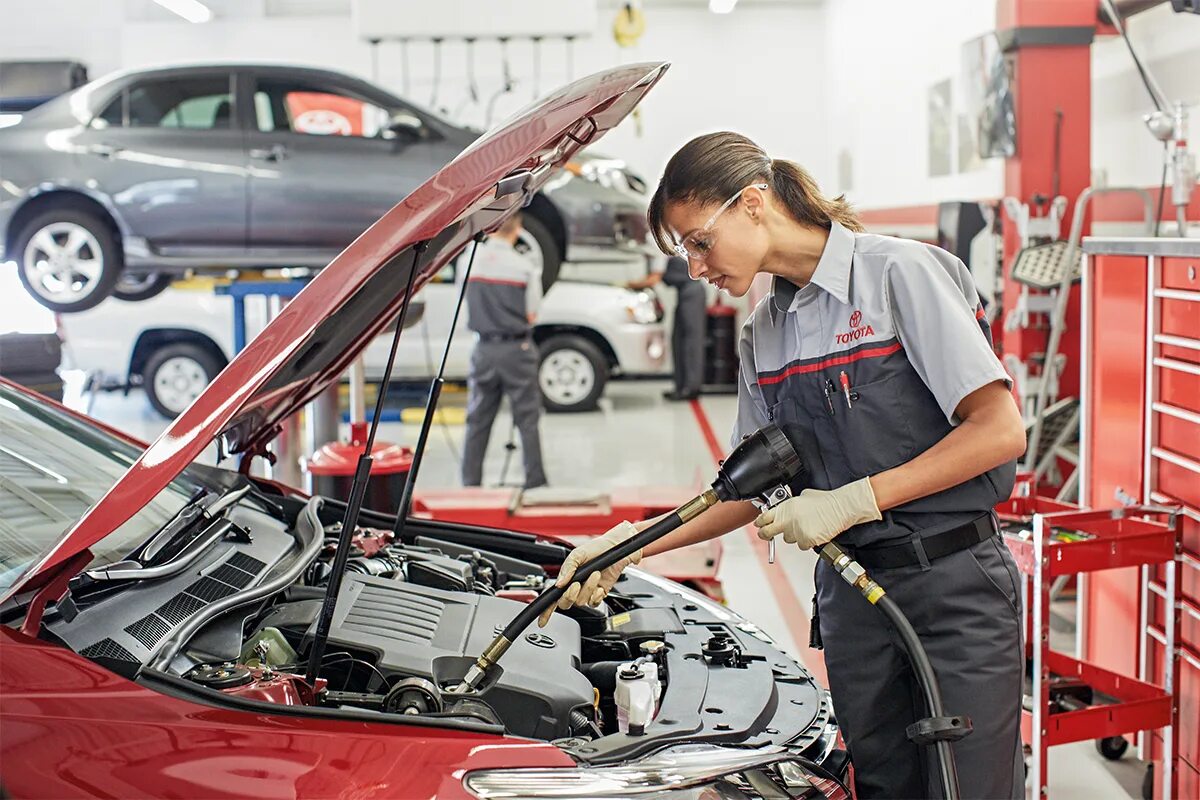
[1076,237,1200,798]
[996,486,1182,800]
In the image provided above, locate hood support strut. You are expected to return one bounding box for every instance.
[305,241,428,687]
[392,233,485,543]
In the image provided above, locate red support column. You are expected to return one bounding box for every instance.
[995,0,1096,399]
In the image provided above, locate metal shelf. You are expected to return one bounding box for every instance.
[994,500,1182,799]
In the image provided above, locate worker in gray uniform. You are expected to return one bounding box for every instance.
[461,212,548,489]
[629,254,707,400]
[542,133,1026,799]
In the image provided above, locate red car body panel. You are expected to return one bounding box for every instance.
[4,62,668,601]
[0,628,572,799]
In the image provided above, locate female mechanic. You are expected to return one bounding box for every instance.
[540,132,1027,799]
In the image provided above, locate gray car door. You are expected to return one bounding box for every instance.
[244,72,461,263]
[72,70,247,257]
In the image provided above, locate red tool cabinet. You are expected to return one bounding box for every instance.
[1078,238,1200,798]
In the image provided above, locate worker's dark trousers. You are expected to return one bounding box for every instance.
[672,287,706,395]
[462,339,547,488]
[816,534,1024,800]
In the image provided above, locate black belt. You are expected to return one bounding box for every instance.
[476,332,530,343]
[847,514,995,570]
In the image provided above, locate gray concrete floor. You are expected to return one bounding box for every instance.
[72,376,1144,799]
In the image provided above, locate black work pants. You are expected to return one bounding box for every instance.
[816,535,1024,799]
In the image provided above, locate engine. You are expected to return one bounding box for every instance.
[258,573,596,740]
[161,513,830,764]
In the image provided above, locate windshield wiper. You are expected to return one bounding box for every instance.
[84,484,252,582]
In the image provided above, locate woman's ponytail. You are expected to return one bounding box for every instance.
[648,132,863,253]
[769,158,864,233]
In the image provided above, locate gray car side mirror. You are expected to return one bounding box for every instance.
[385,112,425,142]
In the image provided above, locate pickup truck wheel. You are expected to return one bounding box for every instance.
[16,210,123,313]
[144,342,220,418]
[538,335,608,412]
[114,272,173,302]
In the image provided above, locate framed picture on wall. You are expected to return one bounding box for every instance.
[962,33,1015,159]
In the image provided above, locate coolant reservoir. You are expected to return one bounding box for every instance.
[614,662,657,735]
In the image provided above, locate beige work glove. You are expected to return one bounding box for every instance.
[755,477,882,550]
[538,521,642,627]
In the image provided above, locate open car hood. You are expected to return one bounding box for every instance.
[10,62,668,596]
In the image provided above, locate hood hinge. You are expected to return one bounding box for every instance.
[238,427,280,475]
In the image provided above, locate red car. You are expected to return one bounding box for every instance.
[0,62,848,799]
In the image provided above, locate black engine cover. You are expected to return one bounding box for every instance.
[323,574,594,740]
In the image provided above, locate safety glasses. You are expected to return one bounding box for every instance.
[671,183,769,263]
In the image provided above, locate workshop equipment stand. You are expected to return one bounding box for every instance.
[213,278,312,484]
[996,491,1182,799]
[214,279,310,353]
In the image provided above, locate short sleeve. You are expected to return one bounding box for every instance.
[885,247,1011,425]
[525,259,543,316]
[730,315,771,449]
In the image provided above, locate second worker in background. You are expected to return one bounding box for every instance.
[629,254,707,401]
[461,212,548,489]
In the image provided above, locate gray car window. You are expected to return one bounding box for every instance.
[254,79,396,139]
[125,75,234,130]
[94,93,126,128]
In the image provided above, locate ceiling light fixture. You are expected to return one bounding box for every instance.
[152,0,213,23]
[709,0,739,13]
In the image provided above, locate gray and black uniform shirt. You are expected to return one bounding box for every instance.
[731,221,1016,549]
[465,238,543,337]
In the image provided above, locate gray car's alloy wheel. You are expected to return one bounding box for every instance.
[16,210,123,313]
[143,342,221,418]
[537,334,608,413]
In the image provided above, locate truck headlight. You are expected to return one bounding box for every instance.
[463,744,848,799]
[625,290,661,324]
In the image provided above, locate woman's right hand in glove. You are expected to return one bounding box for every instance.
[537,521,641,627]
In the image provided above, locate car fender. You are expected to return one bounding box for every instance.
[3,180,130,259]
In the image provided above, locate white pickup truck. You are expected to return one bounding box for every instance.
[60,273,669,418]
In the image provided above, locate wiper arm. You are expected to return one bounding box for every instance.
[84,518,240,582]
[141,484,249,563]
[85,484,252,583]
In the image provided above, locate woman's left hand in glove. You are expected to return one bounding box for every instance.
[754,477,881,550]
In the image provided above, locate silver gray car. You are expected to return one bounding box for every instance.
[0,63,651,312]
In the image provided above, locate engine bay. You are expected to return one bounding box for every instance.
[48,491,834,765]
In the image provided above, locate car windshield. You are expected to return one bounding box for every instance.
[0,385,208,591]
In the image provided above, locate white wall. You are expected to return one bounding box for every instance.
[824,0,1004,210]
[823,0,1200,211]
[1091,3,1200,191]
[0,0,830,192]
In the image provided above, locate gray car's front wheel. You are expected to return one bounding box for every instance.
[15,210,123,313]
